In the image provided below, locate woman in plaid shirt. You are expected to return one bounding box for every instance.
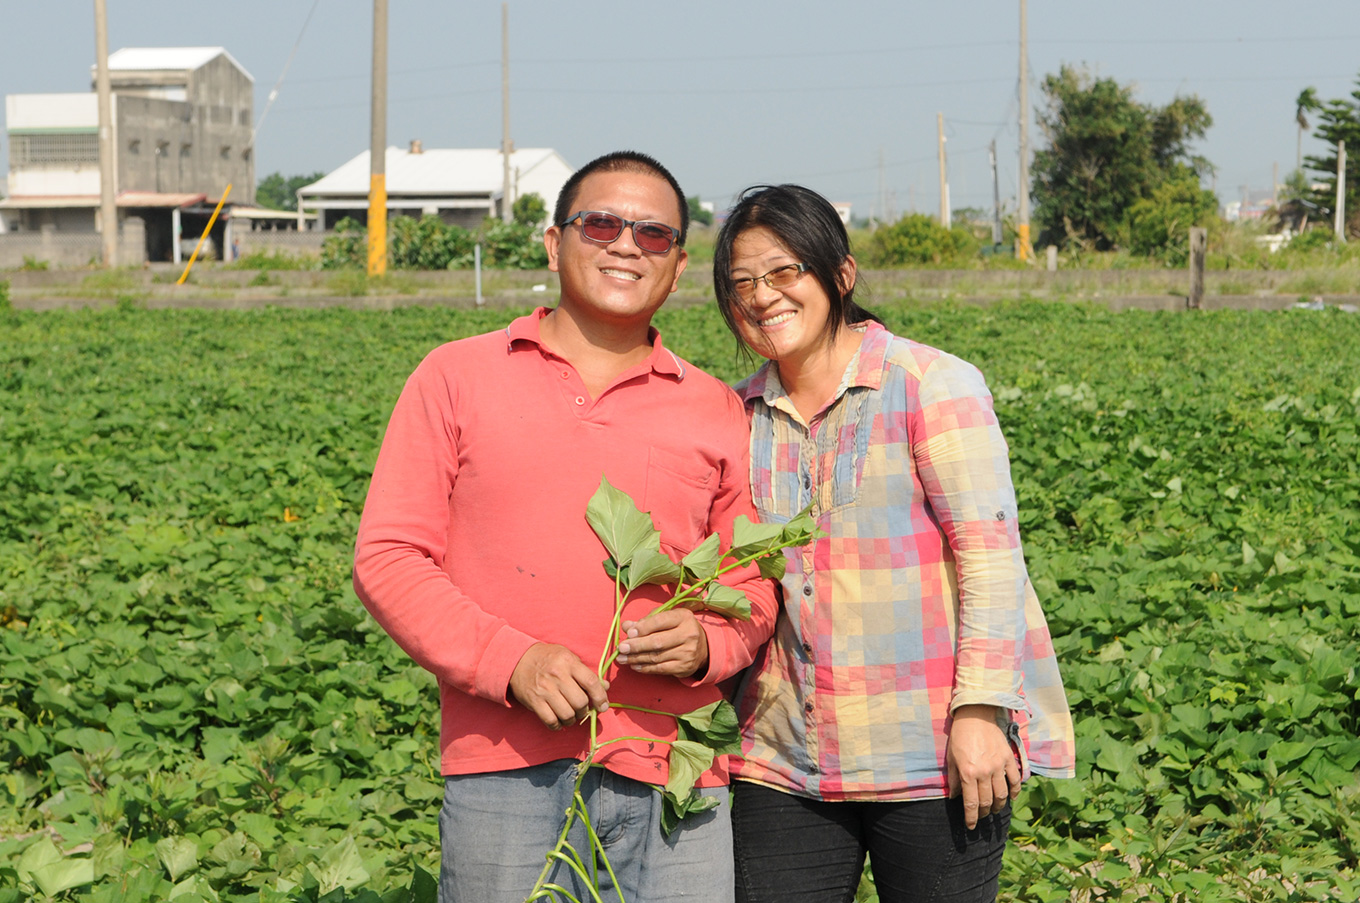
[712,185,1075,903]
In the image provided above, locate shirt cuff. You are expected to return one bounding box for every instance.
[473,624,543,706]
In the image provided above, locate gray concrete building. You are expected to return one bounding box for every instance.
[1,46,254,263]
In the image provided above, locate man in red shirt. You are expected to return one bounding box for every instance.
[353,151,774,902]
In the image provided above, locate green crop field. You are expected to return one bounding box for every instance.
[1,300,1358,902]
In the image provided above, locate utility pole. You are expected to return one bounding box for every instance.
[937,113,949,228]
[1272,161,1279,207]
[367,0,388,277]
[501,3,513,223]
[878,147,886,226]
[94,0,117,267]
[1016,0,1032,261]
[989,139,1003,245]
[1336,140,1347,242]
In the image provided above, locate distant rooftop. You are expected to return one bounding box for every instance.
[302,147,567,197]
[105,46,252,81]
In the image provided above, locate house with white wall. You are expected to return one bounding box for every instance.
[297,144,573,231]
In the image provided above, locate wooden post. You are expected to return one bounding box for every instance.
[1188,227,1207,309]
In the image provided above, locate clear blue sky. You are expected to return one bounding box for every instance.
[3,0,1357,218]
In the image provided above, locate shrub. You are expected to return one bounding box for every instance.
[864,213,979,267]
[320,217,367,270]
[1125,172,1219,264]
[389,215,475,270]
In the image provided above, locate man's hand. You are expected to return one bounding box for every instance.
[945,704,1021,830]
[509,643,610,730]
[616,609,709,678]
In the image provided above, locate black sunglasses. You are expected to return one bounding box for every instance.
[560,211,681,254]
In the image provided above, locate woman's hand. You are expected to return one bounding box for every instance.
[946,704,1021,829]
[616,609,710,678]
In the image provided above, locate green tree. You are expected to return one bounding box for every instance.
[256,171,326,211]
[1302,74,1360,238]
[1295,87,1322,173]
[1030,65,1212,252]
[687,196,714,228]
[512,192,548,229]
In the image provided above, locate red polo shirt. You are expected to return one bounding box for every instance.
[353,308,776,786]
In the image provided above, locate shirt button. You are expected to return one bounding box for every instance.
[807,765,819,775]
[802,583,812,597]
[803,701,814,714]
[574,396,585,406]
[801,473,811,489]
[561,371,570,379]
[802,642,813,656]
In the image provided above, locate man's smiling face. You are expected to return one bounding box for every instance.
[545,170,688,329]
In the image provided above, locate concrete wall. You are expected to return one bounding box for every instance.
[0,217,146,267]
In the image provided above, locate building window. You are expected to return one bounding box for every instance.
[242,147,251,162]
[9,132,99,166]
[180,142,192,158]
[156,140,170,156]
[128,139,141,154]
[220,145,231,159]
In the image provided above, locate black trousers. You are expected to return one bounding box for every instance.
[732,781,1010,903]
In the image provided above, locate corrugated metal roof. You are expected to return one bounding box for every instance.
[299,147,566,197]
[106,47,252,82]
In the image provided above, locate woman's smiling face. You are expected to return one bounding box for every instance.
[728,225,836,366]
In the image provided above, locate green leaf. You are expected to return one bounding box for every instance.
[625,545,683,591]
[30,857,95,897]
[155,835,199,883]
[755,554,787,581]
[701,583,751,620]
[16,837,62,882]
[680,533,723,582]
[585,477,660,568]
[730,515,784,551]
[307,834,371,895]
[658,740,720,836]
[676,699,742,757]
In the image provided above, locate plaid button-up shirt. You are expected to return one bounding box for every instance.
[731,321,1075,800]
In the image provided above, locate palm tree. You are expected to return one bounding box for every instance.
[1296,87,1321,172]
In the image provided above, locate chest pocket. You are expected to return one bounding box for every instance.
[750,387,877,522]
[641,446,718,555]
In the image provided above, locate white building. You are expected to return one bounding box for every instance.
[298,144,573,230]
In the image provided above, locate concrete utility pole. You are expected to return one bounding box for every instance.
[94,0,117,267]
[367,0,388,277]
[989,140,1003,245]
[501,3,513,223]
[1336,140,1347,242]
[937,113,949,228]
[1016,0,1032,261]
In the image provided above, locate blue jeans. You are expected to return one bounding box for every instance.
[439,759,734,903]
[732,781,1010,903]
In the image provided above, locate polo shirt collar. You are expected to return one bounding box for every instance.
[504,306,686,380]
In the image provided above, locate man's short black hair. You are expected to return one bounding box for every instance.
[553,150,689,248]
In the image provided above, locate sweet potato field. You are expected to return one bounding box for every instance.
[1,300,1357,902]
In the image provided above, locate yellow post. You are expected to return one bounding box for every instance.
[176,184,233,285]
[1016,222,1033,263]
[367,173,387,276]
